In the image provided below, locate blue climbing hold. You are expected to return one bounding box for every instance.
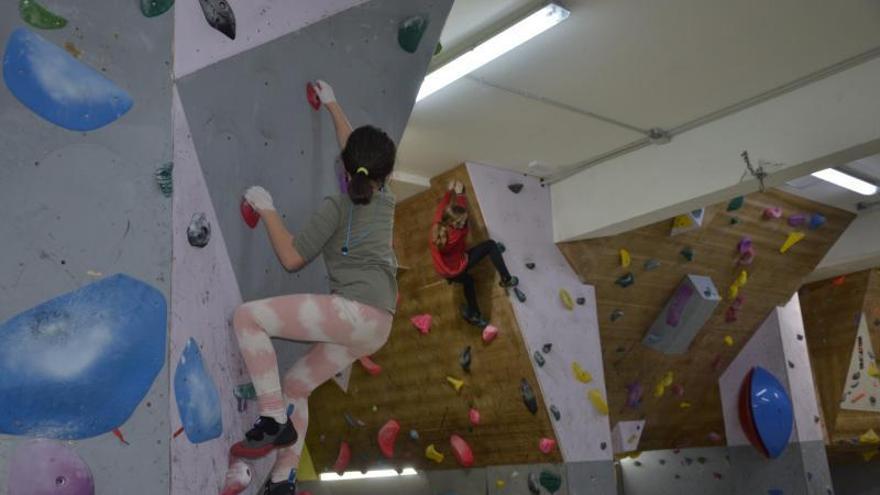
[809,213,826,230]
[174,338,223,443]
[750,366,794,458]
[2,28,133,131]
[0,274,166,439]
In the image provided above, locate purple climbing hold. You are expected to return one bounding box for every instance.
[7,439,95,495]
[625,381,643,409]
[787,213,807,227]
[198,0,236,39]
[616,272,635,288]
[738,236,753,254]
[665,283,694,327]
[809,213,826,230]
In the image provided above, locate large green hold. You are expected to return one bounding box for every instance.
[140,0,174,17]
[726,195,744,212]
[19,0,67,29]
[539,470,562,493]
[398,15,429,53]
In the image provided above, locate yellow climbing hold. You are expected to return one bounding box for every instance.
[425,444,445,463]
[673,214,693,229]
[862,450,878,462]
[736,270,748,287]
[724,335,734,347]
[588,389,609,415]
[867,362,880,379]
[620,249,631,268]
[780,231,805,253]
[679,402,691,409]
[859,429,880,445]
[728,283,739,300]
[496,479,506,488]
[654,371,674,398]
[446,376,464,393]
[572,362,592,383]
[560,289,574,311]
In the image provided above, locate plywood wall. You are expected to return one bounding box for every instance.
[306,166,559,473]
[557,189,854,451]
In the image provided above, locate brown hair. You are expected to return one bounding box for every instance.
[341,125,397,205]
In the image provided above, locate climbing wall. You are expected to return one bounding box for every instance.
[557,189,854,451]
[619,447,735,495]
[306,165,560,472]
[0,1,172,493]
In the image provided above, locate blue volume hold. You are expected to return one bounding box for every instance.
[2,28,133,131]
[750,366,794,459]
[0,274,166,439]
[174,338,223,443]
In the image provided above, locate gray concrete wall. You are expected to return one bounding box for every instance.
[830,461,880,495]
[620,447,734,495]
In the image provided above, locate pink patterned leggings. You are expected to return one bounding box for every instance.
[233,294,393,480]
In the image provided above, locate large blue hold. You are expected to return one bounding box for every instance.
[0,274,166,439]
[2,28,133,131]
[750,366,794,459]
[174,338,223,443]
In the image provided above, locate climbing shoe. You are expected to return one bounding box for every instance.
[499,275,519,288]
[259,479,297,495]
[460,305,488,328]
[230,416,297,459]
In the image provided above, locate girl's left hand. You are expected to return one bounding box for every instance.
[244,186,275,212]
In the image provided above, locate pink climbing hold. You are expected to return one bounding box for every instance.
[333,441,351,474]
[306,82,321,110]
[378,419,401,459]
[449,434,474,468]
[411,314,432,334]
[708,431,722,443]
[482,324,499,343]
[763,207,783,220]
[539,438,557,454]
[671,383,685,398]
[240,198,260,228]
[469,408,481,426]
[358,356,382,376]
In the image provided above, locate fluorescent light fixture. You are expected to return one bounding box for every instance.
[811,168,878,196]
[416,3,570,102]
[320,468,418,482]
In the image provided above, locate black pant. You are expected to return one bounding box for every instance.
[447,240,511,315]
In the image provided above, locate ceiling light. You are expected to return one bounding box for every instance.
[416,3,570,102]
[319,468,418,482]
[811,168,878,196]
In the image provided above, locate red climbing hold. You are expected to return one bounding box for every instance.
[411,314,432,334]
[378,419,401,459]
[358,356,382,376]
[449,434,474,468]
[112,427,130,445]
[469,408,481,426]
[333,441,351,474]
[482,324,499,343]
[306,82,321,110]
[173,426,185,439]
[240,198,260,228]
[832,276,846,287]
[539,438,557,454]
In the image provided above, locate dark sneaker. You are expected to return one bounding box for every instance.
[499,276,519,288]
[259,479,296,495]
[460,305,488,328]
[230,416,297,459]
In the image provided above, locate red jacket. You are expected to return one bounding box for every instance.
[430,190,469,278]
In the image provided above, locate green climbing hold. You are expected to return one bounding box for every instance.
[233,382,256,400]
[727,196,744,212]
[19,0,68,29]
[539,470,562,494]
[140,0,174,17]
[155,162,173,198]
[398,15,429,54]
[729,216,740,225]
[615,272,635,288]
[434,42,443,56]
[681,247,694,262]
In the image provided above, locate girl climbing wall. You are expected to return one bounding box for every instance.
[230,80,398,495]
[430,180,518,327]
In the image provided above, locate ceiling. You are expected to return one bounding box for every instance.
[780,153,880,213]
[397,0,880,180]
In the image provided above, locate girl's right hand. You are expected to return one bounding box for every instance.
[244,186,276,212]
[315,80,337,105]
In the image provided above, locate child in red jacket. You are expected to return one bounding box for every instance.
[430,180,518,327]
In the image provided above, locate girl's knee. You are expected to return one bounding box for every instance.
[232,304,253,333]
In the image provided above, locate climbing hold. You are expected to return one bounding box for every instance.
[197,0,236,39]
[220,457,253,495]
[527,473,540,495]
[737,236,752,255]
[679,402,691,409]
[787,213,807,227]
[779,232,805,253]
[240,198,260,228]
[496,479,506,488]
[831,276,846,287]
[863,450,878,462]
[728,283,740,300]
[449,434,474,468]
[469,408,481,426]
[738,238,756,265]
[112,427,130,445]
[358,356,382,376]
[680,247,695,262]
[175,339,223,444]
[533,350,546,367]
[514,287,527,302]
[398,15,429,53]
[616,272,635,288]
[708,432,722,443]
[425,444,444,463]
[550,405,561,421]
[378,419,400,458]
[539,438,557,454]
[410,314,432,334]
[19,0,68,29]
[187,212,211,248]
[446,376,465,393]
[724,335,734,346]
[140,0,174,17]
[482,324,499,343]
[727,196,744,211]
[496,242,506,253]
[671,383,684,397]
[3,28,134,131]
[542,343,552,354]
[644,259,661,271]
[711,354,724,372]
[525,262,536,270]
[572,362,592,383]
[725,306,739,323]
[7,440,95,495]
[588,389,609,415]
[559,288,574,310]
[333,441,351,474]
[434,42,443,55]
[521,379,538,415]
[576,297,586,305]
[539,470,562,494]
[729,216,740,225]
[611,309,625,322]
[234,383,256,400]
[809,213,826,230]
[654,372,674,398]
[867,363,880,378]
[155,162,174,197]
[343,412,365,428]
[736,270,748,287]
[859,429,880,444]
[620,249,632,268]
[306,82,321,110]
[713,472,723,480]
[763,207,783,219]
[409,429,420,442]
[625,381,643,408]
[459,346,472,373]
[508,183,524,194]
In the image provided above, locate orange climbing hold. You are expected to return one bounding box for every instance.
[539,437,557,454]
[333,441,351,474]
[411,314,432,334]
[450,434,474,468]
[378,419,401,458]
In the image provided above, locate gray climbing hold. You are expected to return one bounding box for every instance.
[198,0,236,39]
[533,351,545,367]
[525,262,535,270]
[542,343,552,354]
[610,309,624,322]
[187,213,211,248]
[615,273,635,288]
[576,297,585,305]
[550,405,561,421]
[514,287,527,303]
[681,247,695,262]
[398,15,429,54]
[460,346,472,373]
[496,242,506,253]
[600,441,607,450]
[508,183,524,194]
[520,378,538,415]
[644,259,661,271]
[409,429,419,441]
[527,473,540,495]
[155,162,173,197]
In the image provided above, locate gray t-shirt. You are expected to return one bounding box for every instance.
[293,191,398,314]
